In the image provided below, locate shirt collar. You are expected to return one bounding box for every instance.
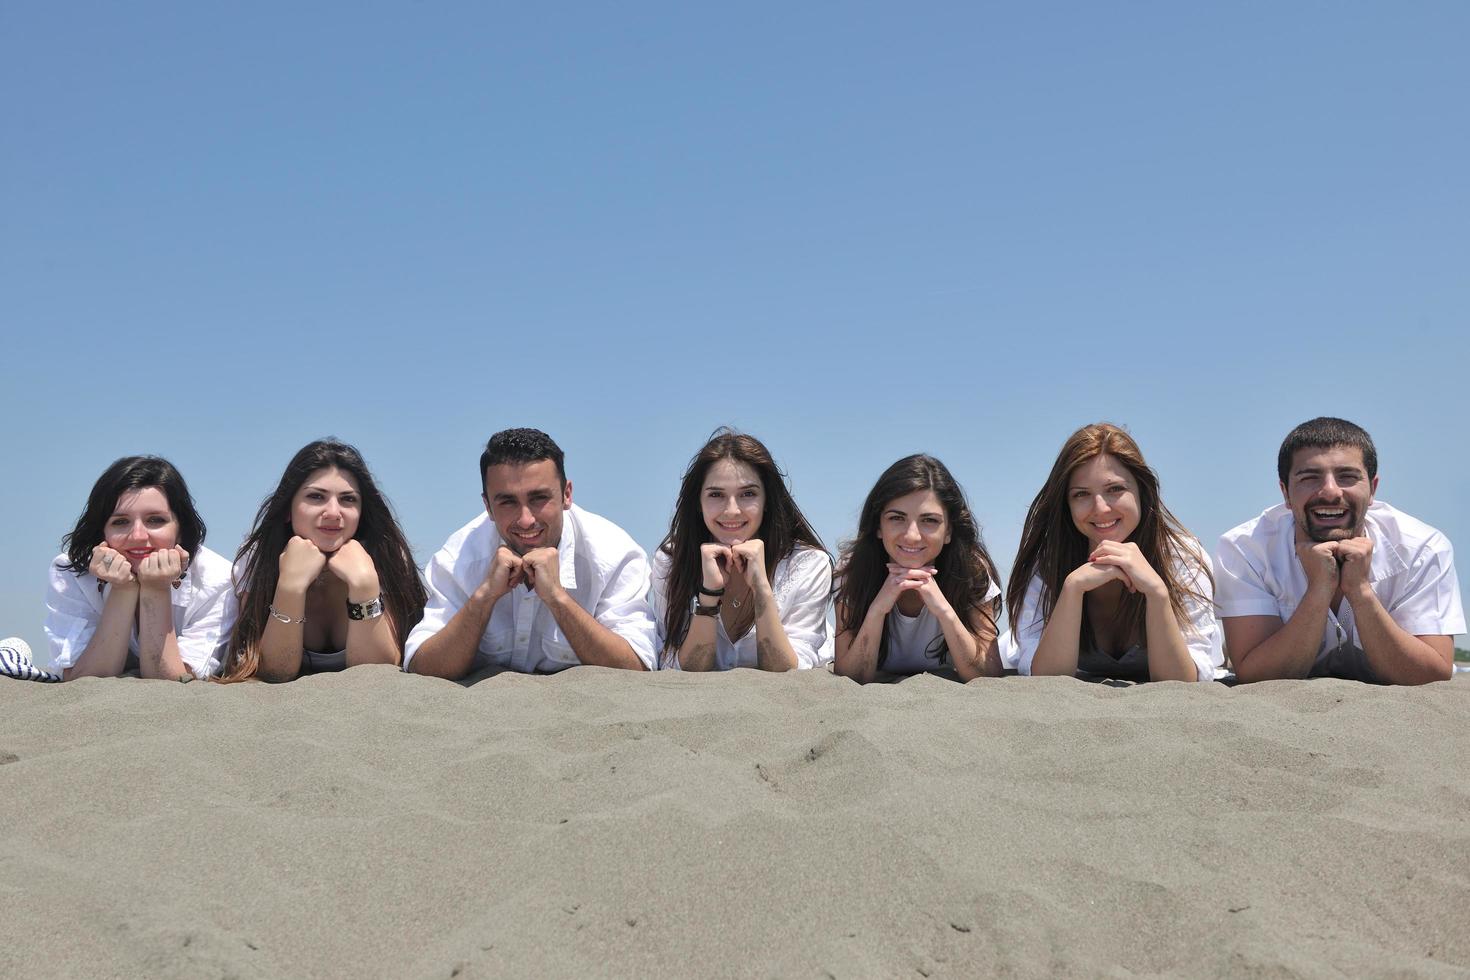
[1363,505,1409,583]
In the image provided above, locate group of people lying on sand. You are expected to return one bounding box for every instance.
[12,417,1463,687]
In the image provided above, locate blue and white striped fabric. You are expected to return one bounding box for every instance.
[0,638,61,683]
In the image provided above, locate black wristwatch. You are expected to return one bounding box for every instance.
[347,595,385,621]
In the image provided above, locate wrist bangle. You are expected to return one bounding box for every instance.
[268,605,306,625]
[698,585,725,597]
[347,595,384,621]
[693,600,720,617]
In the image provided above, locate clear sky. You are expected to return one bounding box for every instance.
[3,1,1466,661]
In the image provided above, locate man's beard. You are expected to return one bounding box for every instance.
[1301,505,1363,543]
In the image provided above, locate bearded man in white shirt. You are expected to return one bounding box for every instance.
[1215,417,1464,685]
[405,428,657,678]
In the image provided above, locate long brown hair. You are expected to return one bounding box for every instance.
[834,455,1000,670]
[1007,423,1210,649]
[656,429,826,658]
[218,439,426,682]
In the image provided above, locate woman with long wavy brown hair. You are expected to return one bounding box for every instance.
[1007,423,1221,682]
[833,455,1002,683]
[219,439,426,682]
[651,429,831,671]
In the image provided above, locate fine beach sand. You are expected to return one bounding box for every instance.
[3,668,1468,978]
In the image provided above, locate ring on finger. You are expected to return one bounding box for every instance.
[102,554,114,569]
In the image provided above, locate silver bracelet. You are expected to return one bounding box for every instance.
[268,604,306,625]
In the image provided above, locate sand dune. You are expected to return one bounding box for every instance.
[3,669,1467,978]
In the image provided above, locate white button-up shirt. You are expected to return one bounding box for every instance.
[43,545,238,679]
[1215,501,1466,681]
[404,504,657,673]
[650,545,834,670]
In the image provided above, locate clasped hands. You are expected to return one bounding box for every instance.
[1296,535,1374,598]
[1066,541,1166,599]
[484,545,562,601]
[278,538,380,595]
[699,539,768,593]
[90,544,190,591]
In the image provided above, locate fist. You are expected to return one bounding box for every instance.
[699,543,731,592]
[1296,539,1341,595]
[730,539,768,588]
[1066,559,1133,594]
[1335,536,1374,595]
[89,544,137,588]
[138,546,190,589]
[279,536,329,593]
[520,547,561,600]
[325,539,380,595]
[484,545,525,599]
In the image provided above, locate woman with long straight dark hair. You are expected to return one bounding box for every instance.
[1007,423,1221,682]
[219,439,426,682]
[45,456,236,680]
[651,429,832,671]
[833,455,1002,683]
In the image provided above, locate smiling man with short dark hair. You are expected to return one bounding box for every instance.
[1215,417,1464,684]
[405,428,656,679]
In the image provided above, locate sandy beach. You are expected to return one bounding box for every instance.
[2,668,1467,978]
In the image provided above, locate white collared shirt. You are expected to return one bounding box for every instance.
[43,545,238,679]
[1009,550,1224,682]
[1215,501,1465,681]
[404,504,657,673]
[650,545,834,670]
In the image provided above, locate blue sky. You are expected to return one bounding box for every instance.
[3,1,1466,659]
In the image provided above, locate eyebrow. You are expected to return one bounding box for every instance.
[303,484,356,494]
[704,482,761,492]
[884,508,943,519]
[493,488,555,503]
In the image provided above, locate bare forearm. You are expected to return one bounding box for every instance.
[675,614,719,671]
[136,588,188,680]
[752,585,798,672]
[943,609,999,681]
[256,587,307,682]
[345,617,401,668]
[1348,592,1452,684]
[1029,585,1085,676]
[1235,593,1330,682]
[546,591,646,670]
[834,606,887,683]
[1143,594,1197,682]
[410,590,498,679]
[65,590,139,680]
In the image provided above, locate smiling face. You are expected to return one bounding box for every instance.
[1282,445,1377,543]
[290,467,362,553]
[1067,454,1142,548]
[877,489,951,568]
[104,486,180,569]
[483,458,571,555]
[700,458,765,546]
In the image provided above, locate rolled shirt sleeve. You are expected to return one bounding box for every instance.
[1388,532,1466,637]
[778,547,834,669]
[1010,575,1047,676]
[403,540,476,670]
[592,543,658,671]
[44,560,101,673]
[1213,526,1282,619]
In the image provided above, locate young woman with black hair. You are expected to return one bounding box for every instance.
[45,456,236,680]
[833,455,1003,683]
[1008,423,1222,682]
[651,430,832,671]
[219,439,426,682]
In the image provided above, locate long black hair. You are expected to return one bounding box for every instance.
[219,439,426,681]
[656,429,825,657]
[834,454,999,669]
[60,456,206,574]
